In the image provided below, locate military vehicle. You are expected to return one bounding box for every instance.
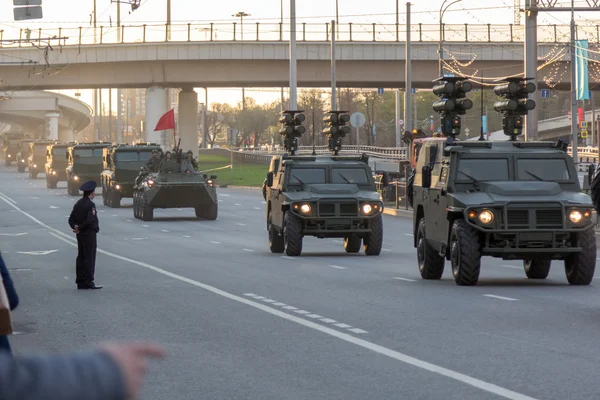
[2,132,26,166]
[101,143,162,208]
[45,143,73,188]
[412,75,596,286]
[265,110,383,256]
[132,159,218,221]
[28,140,57,178]
[16,138,34,172]
[65,142,111,196]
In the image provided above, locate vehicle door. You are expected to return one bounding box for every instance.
[428,145,450,244]
[269,167,286,228]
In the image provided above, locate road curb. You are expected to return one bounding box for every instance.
[219,185,261,190]
[383,207,412,218]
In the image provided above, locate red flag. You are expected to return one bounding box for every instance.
[154,108,175,131]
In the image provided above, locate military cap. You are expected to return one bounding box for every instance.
[187,150,193,154]
[79,180,97,192]
[152,149,158,154]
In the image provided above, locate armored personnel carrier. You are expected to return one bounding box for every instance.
[28,140,57,178]
[265,110,383,256]
[132,159,218,221]
[101,143,162,208]
[16,138,34,172]
[45,143,72,188]
[65,142,111,196]
[2,131,26,166]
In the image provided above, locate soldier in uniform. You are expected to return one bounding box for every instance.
[146,149,161,172]
[185,150,198,170]
[68,181,102,290]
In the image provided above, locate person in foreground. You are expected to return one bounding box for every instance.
[0,341,165,400]
[0,252,19,354]
[68,180,101,290]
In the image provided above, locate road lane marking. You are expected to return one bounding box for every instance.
[382,248,391,252]
[234,203,242,206]
[500,264,521,269]
[483,294,518,302]
[210,241,221,245]
[112,215,118,217]
[293,310,310,314]
[253,207,261,210]
[237,223,246,226]
[49,205,58,209]
[220,194,230,197]
[182,235,191,238]
[243,248,254,252]
[320,318,337,323]
[0,232,27,236]
[17,250,58,255]
[0,192,16,204]
[126,219,132,222]
[404,233,413,237]
[334,323,352,328]
[6,193,538,400]
[306,314,323,318]
[161,229,170,232]
[348,328,368,334]
[328,265,347,270]
[142,224,149,227]
[272,302,286,306]
[393,277,416,282]
[281,256,297,260]
[262,299,276,303]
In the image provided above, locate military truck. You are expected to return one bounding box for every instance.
[412,139,597,286]
[132,161,218,221]
[2,132,26,166]
[16,138,34,172]
[65,142,111,196]
[28,140,57,178]
[45,143,72,188]
[101,143,162,208]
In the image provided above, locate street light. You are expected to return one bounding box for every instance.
[232,11,251,40]
[438,0,462,76]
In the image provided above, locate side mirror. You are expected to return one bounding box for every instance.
[588,164,596,185]
[267,171,274,187]
[203,174,208,179]
[421,165,432,189]
[210,174,217,180]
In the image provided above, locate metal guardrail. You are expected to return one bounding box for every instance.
[0,22,595,48]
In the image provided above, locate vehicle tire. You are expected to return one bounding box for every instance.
[268,211,284,253]
[416,218,445,279]
[141,194,153,221]
[17,165,24,173]
[284,212,303,256]
[46,179,51,189]
[109,190,120,208]
[450,219,481,286]
[344,235,361,253]
[68,183,79,196]
[363,214,383,256]
[132,192,139,219]
[4,159,10,166]
[29,171,37,179]
[102,186,108,206]
[564,228,597,285]
[523,260,551,279]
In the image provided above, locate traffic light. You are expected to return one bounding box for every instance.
[279,110,306,155]
[322,111,350,155]
[493,77,536,140]
[431,76,473,138]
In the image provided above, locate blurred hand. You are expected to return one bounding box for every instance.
[72,225,79,234]
[99,342,166,399]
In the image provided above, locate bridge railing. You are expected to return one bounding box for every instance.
[0,22,595,48]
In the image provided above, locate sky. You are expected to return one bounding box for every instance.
[1,0,598,112]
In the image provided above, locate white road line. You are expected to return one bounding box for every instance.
[262,299,276,303]
[253,207,261,210]
[382,248,391,252]
[483,294,519,302]
[142,224,149,227]
[500,264,521,269]
[252,296,266,300]
[49,205,58,209]
[328,265,347,270]
[234,203,242,206]
[220,194,230,197]
[320,318,337,324]
[210,241,221,245]
[237,223,246,226]
[243,293,257,297]
[282,305,298,310]
[306,314,323,319]
[126,219,132,222]
[334,323,353,329]
[332,240,343,244]
[242,248,254,252]
[0,192,16,204]
[4,192,538,400]
[182,235,191,238]
[131,237,147,241]
[393,277,416,282]
[112,215,118,217]
[293,310,310,315]
[11,268,32,271]
[281,256,297,260]
[0,232,27,237]
[272,302,286,306]
[404,233,413,237]
[348,328,369,334]
[161,229,169,232]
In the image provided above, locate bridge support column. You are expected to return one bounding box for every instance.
[59,126,76,143]
[524,4,538,141]
[178,87,198,157]
[45,112,60,141]
[145,86,169,146]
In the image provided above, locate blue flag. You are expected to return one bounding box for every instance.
[576,39,589,100]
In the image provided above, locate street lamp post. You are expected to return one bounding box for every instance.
[438,0,462,76]
[232,11,251,40]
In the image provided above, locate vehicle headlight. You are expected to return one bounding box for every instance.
[362,204,373,214]
[7,154,11,158]
[115,184,121,190]
[33,164,37,168]
[20,159,24,163]
[52,170,56,175]
[208,179,213,185]
[478,210,494,224]
[73,175,79,181]
[147,179,154,185]
[569,209,583,223]
[300,204,311,214]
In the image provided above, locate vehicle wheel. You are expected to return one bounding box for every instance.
[268,211,284,253]
[284,212,303,256]
[523,260,551,279]
[109,190,120,208]
[344,235,361,253]
[132,192,139,219]
[416,218,445,279]
[68,183,79,196]
[17,165,24,173]
[46,179,51,189]
[363,214,383,256]
[4,159,10,166]
[450,219,481,286]
[102,187,108,206]
[564,228,597,285]
[141,194,153,221]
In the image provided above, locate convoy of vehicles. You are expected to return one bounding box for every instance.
[65,142,111,196]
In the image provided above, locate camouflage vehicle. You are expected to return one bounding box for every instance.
[2,132,26,166]
[101,143,162,208]
[412,139,597,286]
[132,158,218,221]
[45,143,73,188]
[65,142,111,196]
[16,138,34,172]
[28,140,57,178]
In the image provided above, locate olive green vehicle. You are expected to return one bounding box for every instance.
[132,161,218,221]
[101,143,163,208]
[265,153,384,257]
[28,140,57,178]
[65,142,111,196]
[412,140,597,286]
[16,138,34,172]
[2,132,26,166]
[45,143,73,188]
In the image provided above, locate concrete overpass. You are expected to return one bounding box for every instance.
[0,91,91,142]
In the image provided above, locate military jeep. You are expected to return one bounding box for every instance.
[265,153,384,256]
[16,138,34,172]
[65,142,111,196]
[45,143,72,188]
[412,139,597,286]
[2,132,26,166]
[28,140,57,178]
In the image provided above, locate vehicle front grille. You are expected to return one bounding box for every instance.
[535,209,563,229]
[340,203,358,216]
[506,209,529,229]
[318,201,359,217]
[318,203,336,216]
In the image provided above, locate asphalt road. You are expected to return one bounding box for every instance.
[1,166,600,400]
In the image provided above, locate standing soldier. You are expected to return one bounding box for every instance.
[146,149,161,172]
[68,181,102,290]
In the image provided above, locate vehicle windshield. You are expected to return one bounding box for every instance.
[456,159,509,181]
[52,147,67,157]
[115,151,154,163]
[74,148,104,158]
[8,139,20,145]
[332,168,370,184]
[33,146,47,155]
[288,168,326,185]
[516,158,570,181]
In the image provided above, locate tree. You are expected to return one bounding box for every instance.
[205,103,227,147]
[298,89,327,147]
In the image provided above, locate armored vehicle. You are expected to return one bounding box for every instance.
[101,143,162,208]
[45,143,72,188]
[132,159,218,221]
[65,142,111,196]
[412,139,597,286]
[2,132,26,166]
[28,140,57,178]
[16,139,34,172]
